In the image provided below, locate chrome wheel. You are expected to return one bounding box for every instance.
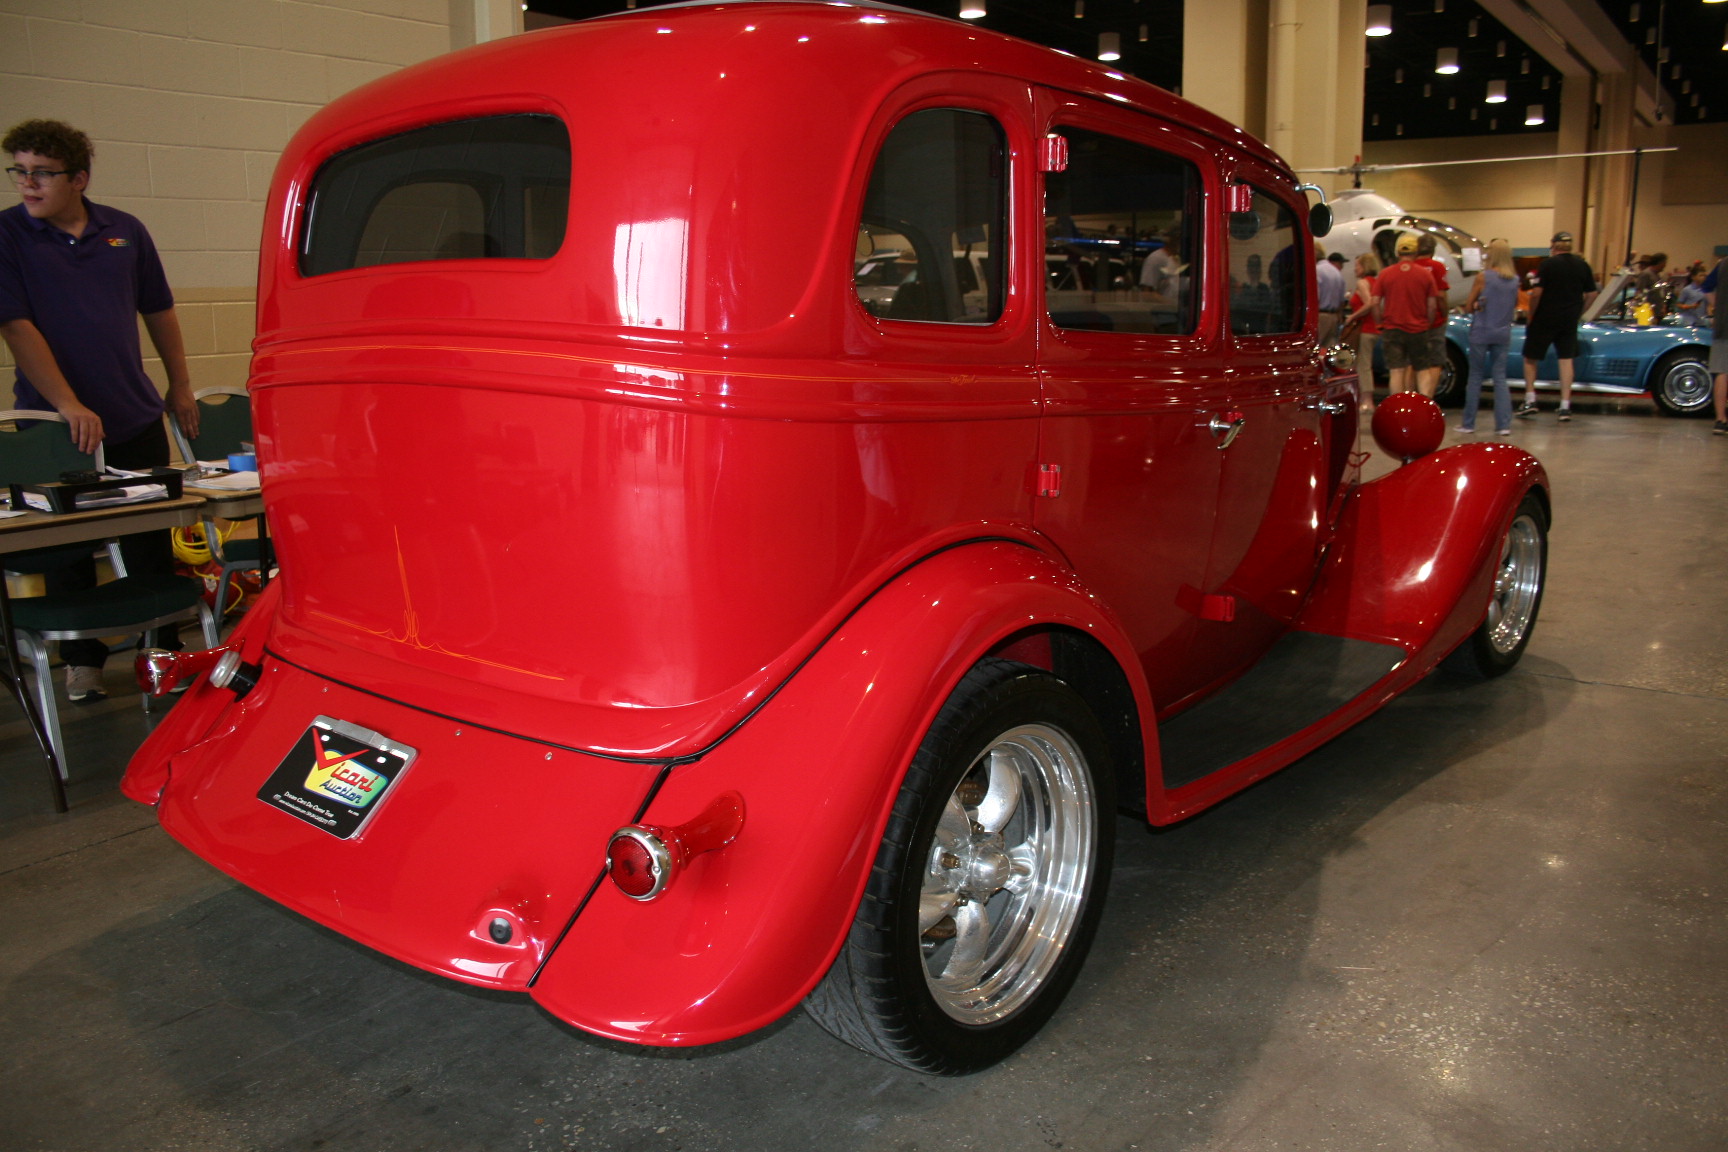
[919,722,1096,1025]
[1444,492,1547,679]
[1652,355,1712,416]
[1485,512,1542,656]
[804,659,1114,1073]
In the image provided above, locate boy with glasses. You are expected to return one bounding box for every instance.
[1,118,199,702]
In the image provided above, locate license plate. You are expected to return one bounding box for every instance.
[257,716,418,839]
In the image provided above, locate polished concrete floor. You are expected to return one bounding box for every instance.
[3,399,1725,1152]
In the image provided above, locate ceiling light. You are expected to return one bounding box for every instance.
[1542,75,1551,89]
[1683,79,1691,93]
[1647,27,1657,44]
[1525,104,1545,125]
[1372,112,1381,125]
[1434,0,1444,11]
[1448,96,1456,108]
[1486,79,1507,102]
[1436,47,1460,73]
[1073,0,1084,17]
[1423,82,1432,96]
[1468,17,1479,36]
[1097,31,1120,60]
[1139,23,1148,41]
[1629,2,1640,17]
[1367,5,1393,36]
[1521,57,1530,73]
[1490,117,1498,130]
[959,0,985,19]
[1397,123,1404,135]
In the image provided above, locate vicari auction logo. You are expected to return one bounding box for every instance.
[303,735,386,808]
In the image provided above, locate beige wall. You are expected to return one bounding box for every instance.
[1362,123,1728,271]
[0,0,477,395]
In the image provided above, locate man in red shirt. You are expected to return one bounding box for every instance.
[1414,234,1451,398]
[1373,234,1442,396]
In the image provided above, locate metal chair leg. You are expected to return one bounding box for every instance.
[19,632,69,782]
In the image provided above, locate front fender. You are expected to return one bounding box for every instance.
[528,539,1150,1046]
[1296,442,1549,667]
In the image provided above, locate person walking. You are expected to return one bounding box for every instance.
[1517,231,1597,422]
[1315,250,1346,346]
[1344,252,1381,409]
[1459,238,1519,436]
[1412,234,1451,398]
[0,118,197,702]
[1710,254,1726,436]
[1373,234,1441,397]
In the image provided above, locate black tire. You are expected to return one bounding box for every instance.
[804,658,1115,1074]
[1433,340,1469,408]
[1443,492,1547,679]
[1648,351,1713,417]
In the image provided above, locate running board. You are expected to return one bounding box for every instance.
[1157,632,1407,790]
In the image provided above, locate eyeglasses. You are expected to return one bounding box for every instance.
[5,166,70,186]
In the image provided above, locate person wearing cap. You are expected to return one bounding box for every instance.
[1372,233,1442,398]
[1412,234,1452,399]
[1518,231,1597,422]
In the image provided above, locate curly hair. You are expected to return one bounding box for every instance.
[2,119,94,174]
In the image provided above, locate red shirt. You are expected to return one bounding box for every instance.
[1415,256,1450,328]
[1376,259,1440,333]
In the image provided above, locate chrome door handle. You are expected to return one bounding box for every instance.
[1207,412,1246,449]
[1308,398,1348,415]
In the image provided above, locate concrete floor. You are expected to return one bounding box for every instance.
[3,399,1725,1152]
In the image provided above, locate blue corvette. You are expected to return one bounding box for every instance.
[1438,271,1715,416]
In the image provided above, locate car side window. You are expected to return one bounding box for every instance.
[1043,128,1201,335]
[1227,186,1302,336]
[300,114,570,277]
[854,108,1006,325]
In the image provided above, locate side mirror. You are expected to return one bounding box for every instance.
[1309,202,1333,239]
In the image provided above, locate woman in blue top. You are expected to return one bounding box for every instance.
[1461,238,1520,435]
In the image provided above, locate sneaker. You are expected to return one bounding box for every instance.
[1515,402,1539,419]
[1495,428,1513,437]
[1713,420,1727,436]
[65,665,106,704]
[1455,425,1475,434]
[1557,408,1571,422]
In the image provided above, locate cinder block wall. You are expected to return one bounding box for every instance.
[0,0,465,396]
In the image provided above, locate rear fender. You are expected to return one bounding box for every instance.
[528,539,1150,1046]
[1296,442,1549,667]
[122,579,283,805]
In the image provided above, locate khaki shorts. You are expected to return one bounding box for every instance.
[1381,328,1436,371]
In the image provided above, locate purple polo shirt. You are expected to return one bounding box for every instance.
[0,198,174,444]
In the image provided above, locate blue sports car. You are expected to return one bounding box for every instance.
[1439,271,1715,416]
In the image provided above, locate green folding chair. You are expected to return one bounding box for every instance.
[1,409,216,779]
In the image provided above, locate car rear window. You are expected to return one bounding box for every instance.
[854,108,1006,325]
[299,114,570,277]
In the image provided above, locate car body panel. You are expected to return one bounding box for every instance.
[125,2,1549,1053]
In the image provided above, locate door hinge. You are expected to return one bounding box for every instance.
[1035,462,1063,497]
[1039,133,1069,173]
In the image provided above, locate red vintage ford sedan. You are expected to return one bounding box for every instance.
[125,1,1550,1074]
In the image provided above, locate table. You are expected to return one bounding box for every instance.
[1,495,207,813]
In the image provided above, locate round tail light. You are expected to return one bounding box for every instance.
[605,792,744,902]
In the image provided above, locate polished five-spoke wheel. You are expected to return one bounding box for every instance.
[1445,492,1548,678]
[918,722,1095,1025]
[805,658,1114,1074]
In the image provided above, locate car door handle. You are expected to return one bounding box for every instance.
[1207,411,1246,449]
[1307,398,1349,415]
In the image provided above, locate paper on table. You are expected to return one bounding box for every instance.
[186,470,260,490]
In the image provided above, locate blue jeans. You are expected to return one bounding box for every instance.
[1465,341,1512,431]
